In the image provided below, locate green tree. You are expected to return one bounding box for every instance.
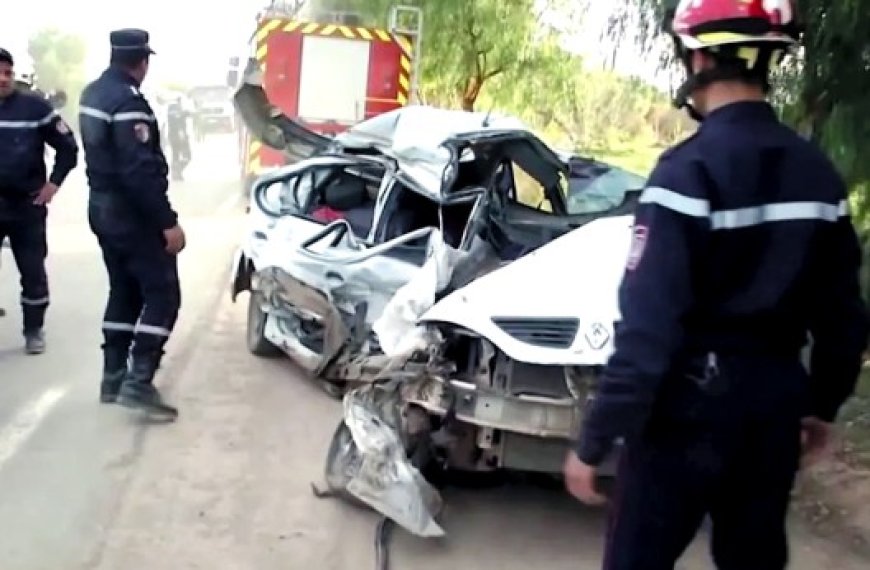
[306,0,695,173]
[312,0,581,110]
[27,28,88,121]
[609,0,870,184]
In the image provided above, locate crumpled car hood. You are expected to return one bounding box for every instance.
[419,215,635,365]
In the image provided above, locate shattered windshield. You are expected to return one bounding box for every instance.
[565,163,646,215]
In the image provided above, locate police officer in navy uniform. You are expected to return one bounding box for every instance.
[79,30,185,421]
[0,47,78,354]
[166,96,191,181]
[562,1,869,568]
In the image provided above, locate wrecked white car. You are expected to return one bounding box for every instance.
[229,82,646,538]
[306,153,647,539]
[317,213,641,539]
[229,100,639,382]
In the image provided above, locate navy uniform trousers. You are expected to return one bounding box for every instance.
[0,201,49,334]
[89,198,181,371]
[603,352,807,570]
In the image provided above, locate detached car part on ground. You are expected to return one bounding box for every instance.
[230,78,646,537]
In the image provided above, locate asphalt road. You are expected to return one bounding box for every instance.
[0,134,865,570]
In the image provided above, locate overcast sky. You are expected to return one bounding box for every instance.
[5,0,672,91]
[7,0,263,86]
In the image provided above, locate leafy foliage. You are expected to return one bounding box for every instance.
[610,0,870,298]
[609,1,870,184]
[27,28,87,121]
[312,0,566,110]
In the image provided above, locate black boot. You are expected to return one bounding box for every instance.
[100,369,126,403]
[24,330,46,355]
[100,344,130,403]
[116,352,178,422]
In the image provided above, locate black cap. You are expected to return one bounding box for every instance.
[0,48,13,66]
[109,29,156,55]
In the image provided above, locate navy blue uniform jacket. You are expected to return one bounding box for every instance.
[78,66,177,232]
[577,101,869,466]
[0,90,78,198]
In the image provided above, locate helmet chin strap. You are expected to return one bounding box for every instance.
[671,37,783,123]
[673,51,713,123]
[673,71,705,122]
[672,50,764,123]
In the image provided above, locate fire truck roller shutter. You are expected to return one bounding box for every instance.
[298,35,371,125]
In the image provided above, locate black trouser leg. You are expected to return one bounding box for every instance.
[602,437,708,570]
[128,242,180,359]
[98,240,144,401]
[0,225,8,319]
[7,212,49,335]
[115,239,181,420]
[708,393,802,568]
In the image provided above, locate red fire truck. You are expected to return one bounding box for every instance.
[229,3,423,190]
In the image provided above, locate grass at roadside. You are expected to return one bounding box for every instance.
[792,368,870,560]
[588,143,665,177]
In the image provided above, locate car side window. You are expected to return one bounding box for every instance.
[510,163,554,213]
[305,163,387,239]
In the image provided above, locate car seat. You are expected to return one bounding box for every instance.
[321,176,376,238]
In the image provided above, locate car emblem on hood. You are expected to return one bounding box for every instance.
[585,322,610,350]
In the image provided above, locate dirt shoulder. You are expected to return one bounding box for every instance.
[794,372,870,559]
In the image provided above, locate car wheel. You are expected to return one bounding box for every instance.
[247,291,280,357]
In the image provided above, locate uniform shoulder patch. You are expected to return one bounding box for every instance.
[133,122,151,143]
[625,224,649,271]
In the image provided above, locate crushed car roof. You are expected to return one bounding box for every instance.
[334,106,568,198]
[233,63,568,199]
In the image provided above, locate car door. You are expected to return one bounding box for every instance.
[263,219,438,373]
[483,156,644,259]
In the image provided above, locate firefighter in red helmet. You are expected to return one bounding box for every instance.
[669,0,802,120]
[563,1,869,568]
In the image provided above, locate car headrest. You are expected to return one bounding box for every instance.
[323,177,368,210]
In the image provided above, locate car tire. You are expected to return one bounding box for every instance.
[247,291,280,357]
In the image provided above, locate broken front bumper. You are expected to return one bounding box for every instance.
[404,374,621,476]
[404,376,580,439]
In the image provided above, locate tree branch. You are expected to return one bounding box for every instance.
[484,67,504,80]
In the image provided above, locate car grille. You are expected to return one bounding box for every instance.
[491,317,579,349]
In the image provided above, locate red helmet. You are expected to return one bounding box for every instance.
[671,0,800,50]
